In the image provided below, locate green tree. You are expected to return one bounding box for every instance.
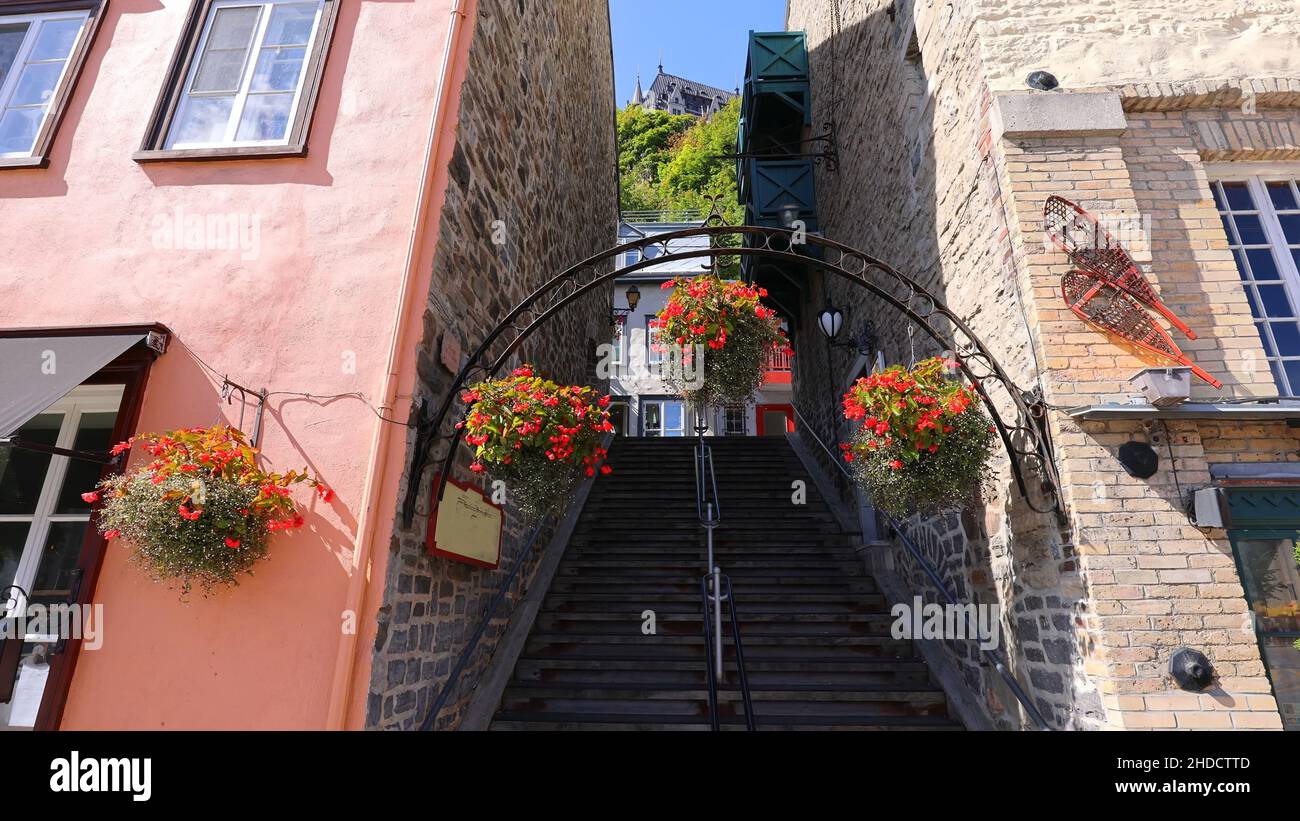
[617,106,694,212]
[657,98,743,224]
[617,98,742,224]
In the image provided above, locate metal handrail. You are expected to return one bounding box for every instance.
[419,523,547,731]
[692,417,756,731]
[701,572,756,731]
[790,404,1051,731]
[693,432,721,525]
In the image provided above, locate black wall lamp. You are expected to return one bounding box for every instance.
[611,284,640,329]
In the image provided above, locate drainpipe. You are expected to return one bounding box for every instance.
[325,0,474,729]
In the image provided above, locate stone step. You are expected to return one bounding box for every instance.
[533,612,897,637]
[545,579,879,595]
[541,593,884,612]
[489,435,956,731]
[489,716,960,731]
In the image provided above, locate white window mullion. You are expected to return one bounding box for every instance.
[223,3,271,144]
[0,17,39,107]
[278,3,323,140]
[11,407,78,600]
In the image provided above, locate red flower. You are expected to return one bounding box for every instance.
[225,537,241,549]
[889,460,903,470]
[178,504,201,521]
[81,491,100,503]
[317,485,335,503]
[104,529,121,540]
[600,464,612,475]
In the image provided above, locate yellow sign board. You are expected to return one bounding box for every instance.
[426,476,503,568]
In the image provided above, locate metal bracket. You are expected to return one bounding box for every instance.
[220,378,268,447]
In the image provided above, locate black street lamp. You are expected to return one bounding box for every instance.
[817,306,845,453]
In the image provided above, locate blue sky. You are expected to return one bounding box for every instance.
[610,0,788,106]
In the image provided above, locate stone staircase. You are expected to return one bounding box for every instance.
[488,435,962,730]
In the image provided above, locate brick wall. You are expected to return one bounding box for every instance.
[790,0,1295,728]
[365,0,617,730]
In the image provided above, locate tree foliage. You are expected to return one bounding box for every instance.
[617,98,742,223]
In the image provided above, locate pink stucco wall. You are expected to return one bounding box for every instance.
[0,0,460,728]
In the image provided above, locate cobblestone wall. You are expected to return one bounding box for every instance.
[366,0,617,730]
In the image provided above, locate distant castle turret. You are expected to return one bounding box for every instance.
[627,62,737,118]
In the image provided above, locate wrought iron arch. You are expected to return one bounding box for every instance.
[403,222,1064,524]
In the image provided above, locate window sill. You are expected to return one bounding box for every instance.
[132,144,307,163]
[0,156,49,170]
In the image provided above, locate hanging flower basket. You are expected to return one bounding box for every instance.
[88,425,329,596]
[841,356,996,517]
[652,274,790,407]
[458,365,614,519]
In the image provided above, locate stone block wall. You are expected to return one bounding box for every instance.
[790,0,1296,728]
[366,0,617,730]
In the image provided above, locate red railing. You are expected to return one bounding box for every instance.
[764,346,792,372]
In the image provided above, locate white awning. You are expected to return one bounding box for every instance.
[0,333,147,437]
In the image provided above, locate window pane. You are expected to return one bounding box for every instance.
[1246,247,1281,280]
[1211,182,1226,210]
[1286,362,1300,397]
[30,520,87,599]
[1234,214,1268,245]
[0,107,41,154]
[1270,359,1286,392]
[207,5,260,50]
[1272,322,1300,358]
[9,60,63,106]
[1268,181,1299,211]
[1234,538,1300,634]
[1258,284,1293,318]
[1222,181,1255,211]
[263,2,317,46]
[190,6,260,92]
[249,46,305,92]
[664,402,683,433]
[0,414,60,515]
[1233,249,1250,280]
[28,17,82,61]
[0,522,30,589]
[1278,214,1300,245]
[0,23,30,86]
[170,95,234,145]
[1258,640,1300,731]
[192,48,251,93]
[1256,322,1275,356]
[54,412,117,514]
[235,91,292,141]
[1245,287,1262,318]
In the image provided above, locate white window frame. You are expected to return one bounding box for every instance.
[0,384,122,638]
[645,315,663,365]
[0,8,91,159]
[164,0,324,151]
[641,397,685,437]
[1208,165,1300,395]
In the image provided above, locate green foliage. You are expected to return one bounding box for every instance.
[842,358,998,517]
[459,365,614,519]
[98,472,269,597]
[654,276,788,408]
[617,98,742,223]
